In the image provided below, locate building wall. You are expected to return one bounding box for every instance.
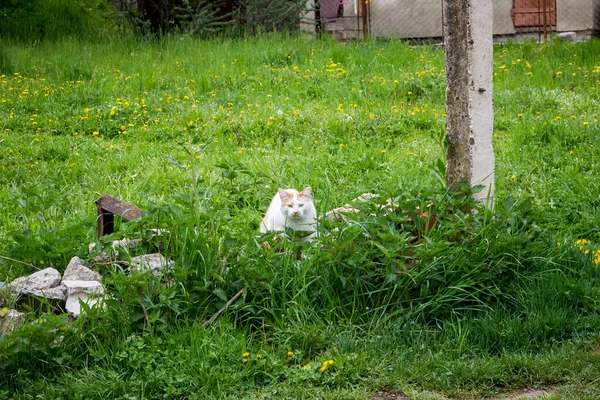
[595,0,600,32]
[303,0,594,39]
[369,0,442,39]
[556,0,594,31]
[493,0,516,35]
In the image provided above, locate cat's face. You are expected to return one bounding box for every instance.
[278,187,313,219]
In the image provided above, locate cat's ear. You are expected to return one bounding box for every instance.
[300,187,312,198]
[278,189,290,201]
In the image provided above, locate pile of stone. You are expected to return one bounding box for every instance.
[0,251,174,335]
[7,257,103,316]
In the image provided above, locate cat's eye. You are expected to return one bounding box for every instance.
[287,204,293,208]
[298,204,304,207]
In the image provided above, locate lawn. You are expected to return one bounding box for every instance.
[1,35,600,399]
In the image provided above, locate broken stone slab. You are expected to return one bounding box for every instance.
[130,254,174,277]
[63,256,101,282]
[62,280,104,317]
[0,309,25,335]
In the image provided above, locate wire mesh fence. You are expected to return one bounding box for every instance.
[303,0,599,42]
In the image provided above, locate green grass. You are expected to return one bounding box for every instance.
[1,35,600,398]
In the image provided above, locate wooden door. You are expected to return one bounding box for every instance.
[513,0,557,27]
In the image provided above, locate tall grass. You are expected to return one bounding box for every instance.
[1,35,600,397]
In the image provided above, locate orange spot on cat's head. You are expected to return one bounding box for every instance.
[299,187,312,199]
[278,189,293,206]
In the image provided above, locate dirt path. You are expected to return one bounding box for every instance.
[371,387,556,400]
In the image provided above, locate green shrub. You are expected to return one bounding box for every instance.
[0,0,111,41]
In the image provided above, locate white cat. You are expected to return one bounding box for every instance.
[260,187,318,242]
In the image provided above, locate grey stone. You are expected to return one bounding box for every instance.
[89,239,143,262]
[0,309,25,335]
[10,268,62,296]
[354,193,380,202]
[558,31,577,41]
[0,282,4,289]
[130,254,174,277]
[9,268,67,307]
[21,284,68,303]
[63,257,101,282]
[62,280,104,317]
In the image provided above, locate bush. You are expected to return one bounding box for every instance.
[0,0,114,41]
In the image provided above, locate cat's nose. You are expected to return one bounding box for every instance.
[292,211,301,216]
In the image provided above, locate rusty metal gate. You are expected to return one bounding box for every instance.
[512,0,557,27]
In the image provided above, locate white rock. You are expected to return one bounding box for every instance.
[0,282,5,306]
[62,280,104,317]
[89,239,143,262]
[354,193,380,202]
[63,256,101,282]
[326,206,360,222]
[130,254,174,277]
[62,280,104,294]
[0,309,25,335]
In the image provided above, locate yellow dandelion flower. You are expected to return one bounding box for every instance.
[575,239,589,251]
[320,360,334,372]
[287,351,294,357]
[369,113,375,119]
[303,365,312,370]
[593,250,600,264]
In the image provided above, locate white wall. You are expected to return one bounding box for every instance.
[493,0,516,35]
[557,0,594,31]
